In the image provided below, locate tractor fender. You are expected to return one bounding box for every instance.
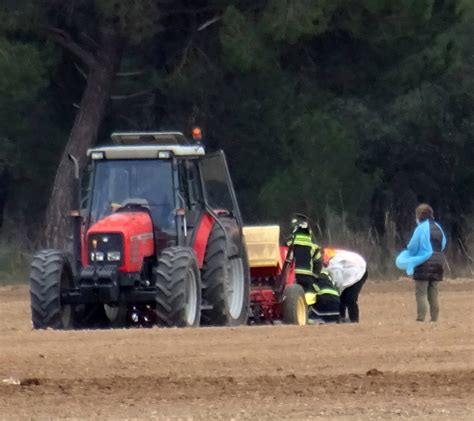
[192,213,243,267]
[217,217,243,258]
[192,213,215,268]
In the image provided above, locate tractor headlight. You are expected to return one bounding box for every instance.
[91,251,105,262]
[107,251,121,262]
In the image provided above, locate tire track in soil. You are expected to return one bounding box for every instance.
[2,369,472,401]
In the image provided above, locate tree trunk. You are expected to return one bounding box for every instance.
[44,26,122,250]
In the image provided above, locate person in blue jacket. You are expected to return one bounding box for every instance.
[396,204,447,322]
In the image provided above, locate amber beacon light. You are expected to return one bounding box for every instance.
[192,126,202,141]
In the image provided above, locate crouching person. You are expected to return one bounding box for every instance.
[324,249,368,323]
[307,270,341,323]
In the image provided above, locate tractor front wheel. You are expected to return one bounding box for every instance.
[154,247,201,327]
[282,284,307,325]
[29,250,75,330]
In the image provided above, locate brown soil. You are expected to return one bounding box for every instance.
[0,280,473,420]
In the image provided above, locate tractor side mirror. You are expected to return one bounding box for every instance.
[69,154,80,179]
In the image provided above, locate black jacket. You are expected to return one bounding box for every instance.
[413,221,444,282]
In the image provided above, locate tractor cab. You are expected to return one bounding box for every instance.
[84,133,240,249]
[29,131,250,330]
[84,134,207,255]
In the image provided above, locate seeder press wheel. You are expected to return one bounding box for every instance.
[282,284,307,325]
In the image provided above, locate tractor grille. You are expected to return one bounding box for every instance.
[88,233,124,266]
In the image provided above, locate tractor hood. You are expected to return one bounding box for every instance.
[89,210,153,234]
[82,211,154,272]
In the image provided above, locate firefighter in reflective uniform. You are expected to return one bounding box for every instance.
[308,269,341,323]
[288,218,322,291]
[288,217,340,323]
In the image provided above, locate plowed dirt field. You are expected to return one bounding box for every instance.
[0,280,473,420]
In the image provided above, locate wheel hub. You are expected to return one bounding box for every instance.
[185,269,198,325]
[227,258,244,320]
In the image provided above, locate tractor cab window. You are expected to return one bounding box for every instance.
[187,161,203,208]
[178,159,204,233]
[178,160,203,211]
[89,159,175,233]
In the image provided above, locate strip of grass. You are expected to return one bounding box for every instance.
[0,241,31,286]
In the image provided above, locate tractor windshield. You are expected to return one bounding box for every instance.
[89,159,175,232]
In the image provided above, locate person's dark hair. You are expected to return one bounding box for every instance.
[416,204,434,222]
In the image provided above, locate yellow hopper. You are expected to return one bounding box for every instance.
[243,225,282,269]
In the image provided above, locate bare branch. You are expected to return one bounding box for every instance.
[46,27,97,69]
[116,69,148,77]
[118,113,141,129]
[197,15,222,31]
[74,62,88,79]
[110,90,154,100]
[195,47,217,71]
[79,31,100,49]
[174,40,192,75]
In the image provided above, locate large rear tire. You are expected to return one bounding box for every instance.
[201,218,250,326]
[282,284,307,325]
[155,247,201,327]
[29,250,75,330]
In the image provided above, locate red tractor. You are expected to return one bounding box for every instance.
[29,132,250,329]
[243,226,307,325]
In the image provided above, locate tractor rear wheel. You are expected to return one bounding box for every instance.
[282,284,307,325]
[29,250,75,330]
[201,218,250,326]
[154,247,201,327]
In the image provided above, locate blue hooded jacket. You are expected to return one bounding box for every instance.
[395,220,447,276]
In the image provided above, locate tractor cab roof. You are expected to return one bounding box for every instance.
[111,132,189,145]
[87,131,205,160]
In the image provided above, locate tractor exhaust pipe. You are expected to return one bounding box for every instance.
[69,154,81,274]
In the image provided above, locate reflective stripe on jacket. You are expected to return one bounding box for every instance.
[290,232,322,275]
[312,271,340,297]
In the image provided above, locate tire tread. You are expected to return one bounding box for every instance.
[29,249,71,330]
[155,247,201,327]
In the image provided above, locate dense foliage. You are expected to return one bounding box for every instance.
[0,1,473,274]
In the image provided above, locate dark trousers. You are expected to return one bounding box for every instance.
[314,294,341,319]
[415,280,439,321]
[339,271,368,322]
